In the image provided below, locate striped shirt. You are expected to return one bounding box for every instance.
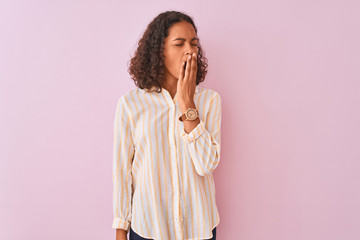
[112,85,222,240]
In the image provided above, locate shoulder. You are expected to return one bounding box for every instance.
[116,87,141,104]
[197,86,221,102]
[114,88,140,114]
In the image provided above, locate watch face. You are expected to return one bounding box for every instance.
[186,109,197,120]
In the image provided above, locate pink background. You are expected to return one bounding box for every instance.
[1,0,359,239]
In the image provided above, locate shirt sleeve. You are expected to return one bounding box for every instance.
[180,92,222,176]
[112,96,135,232]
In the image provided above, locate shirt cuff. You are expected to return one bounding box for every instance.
[112,217,130,231]
[180,120,206,143]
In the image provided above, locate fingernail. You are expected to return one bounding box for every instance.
[192,52,196,57]
[188,55,191,60]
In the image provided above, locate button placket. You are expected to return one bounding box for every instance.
[165,90,184,240]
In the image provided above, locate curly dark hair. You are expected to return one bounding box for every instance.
[127,10,208,93]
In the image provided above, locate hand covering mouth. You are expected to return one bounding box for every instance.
[182,56,188,69]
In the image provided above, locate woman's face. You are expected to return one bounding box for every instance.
[163,21,199,82]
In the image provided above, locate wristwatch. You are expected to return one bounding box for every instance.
[179,108,199,121]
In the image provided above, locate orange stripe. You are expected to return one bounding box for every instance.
[156,93,171,238]
[143,93,165,240]
[136,92,152,236]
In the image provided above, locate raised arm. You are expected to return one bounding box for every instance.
[180,92,222,176]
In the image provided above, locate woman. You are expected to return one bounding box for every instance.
[113,11,221,240]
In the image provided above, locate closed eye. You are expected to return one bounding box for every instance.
[176,44,198,46]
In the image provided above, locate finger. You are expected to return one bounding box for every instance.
[179,60,185,81]
[184,54,192,81]
[190,52,197,82]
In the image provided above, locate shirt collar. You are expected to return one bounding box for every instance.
[139,85,200,94]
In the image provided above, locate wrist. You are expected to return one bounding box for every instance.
[179,101,196,114]
[116,228,128,240]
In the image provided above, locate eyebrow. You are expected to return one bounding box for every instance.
[172,37,199,41]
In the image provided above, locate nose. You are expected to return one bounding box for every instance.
[185,43,198,57]
[184,51,197,60]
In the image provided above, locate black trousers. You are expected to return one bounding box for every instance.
[129,227,217,240]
